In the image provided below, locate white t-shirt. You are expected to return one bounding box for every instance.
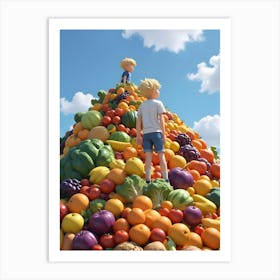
[138,99,166,134]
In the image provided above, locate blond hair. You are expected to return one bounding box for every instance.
[138,78,161,98]
[120,57,137,70]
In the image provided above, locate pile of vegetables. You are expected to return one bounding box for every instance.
[60,82,221,251]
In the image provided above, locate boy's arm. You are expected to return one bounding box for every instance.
[136,115,143,145]
[159,113,166,144]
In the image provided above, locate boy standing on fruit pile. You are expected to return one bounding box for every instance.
[120,57,137,84]
[136,78,169,183]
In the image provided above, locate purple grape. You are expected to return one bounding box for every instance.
[60,178,82,198]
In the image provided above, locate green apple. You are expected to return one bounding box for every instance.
[61,213,84,233]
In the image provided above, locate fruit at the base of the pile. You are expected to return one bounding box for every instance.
[113,217,130,233]
[61,213,84,233]
[152,216,172,234]
[60,229,64,249]
[89,210,115,236]
[144,209,161,228]
[168,223,190,246]
[183,205,203,226]
[167,189,193,211]
[150,228,166,243]
[124,157,145,177]
[168,167,194,189]
[201,227,220,249]
[92,244,103,250]
[99,233,115,249]
[132,195,153,211]
[113,230,129,244]
[168,208,184,223]
[72,230,98,250]
[99,179,115,194]
[67,193,89,214]
[192,194,217,214]
[127,208,146,225]
[81,110,103,130]
[88,126,110,142]
[89,166,110,184]
[143,179,173,210]
[144,241,167,251]
[129,224,151,246]
[104,198,124,217]
[193,178,212,196]
[61,232,75,250]
[183,232,203,249]
[60,201,69,221]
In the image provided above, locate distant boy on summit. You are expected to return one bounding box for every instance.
[120,57,137,84]
[136,78,168,183]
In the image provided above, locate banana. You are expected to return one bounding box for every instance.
[106,140,132,151]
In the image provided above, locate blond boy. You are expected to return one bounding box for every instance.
[120,57,137,84]
[136,78,168,183]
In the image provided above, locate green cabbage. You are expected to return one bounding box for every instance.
[115,174,146,202]
[143,179,174,209]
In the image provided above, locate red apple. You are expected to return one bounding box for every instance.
[183,205,202,226]
[60,201,69,221]
[88,186,101,200]
[168,208,183,223]
[91,244,103,250]
[99,179,115,194]
[150,228,166,243]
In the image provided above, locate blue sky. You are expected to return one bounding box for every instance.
[60,29,220,148]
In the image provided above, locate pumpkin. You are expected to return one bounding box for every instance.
[88,126,110,142]
[81,110,103,130]
[109,131,131,143]
[167,223,190,246]
[121,110,138,128]
[124,157,145,177]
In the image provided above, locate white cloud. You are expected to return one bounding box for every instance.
[187,54,220,94]
[60,92,93,115]
[193,114,220,148]
[122,30,204,53]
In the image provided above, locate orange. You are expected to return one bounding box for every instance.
[161,200,173,210]
[152,216,172,234]
[200,148,215,164]
[129,224,151,246]
[67,193,89,214]
[168,223,190,246]
[188,169,200,181]
[107,168,126,185]
[191,139,203,151]
[168,155,187,169]
[201,227,220,249]
[113,218,130,233]
[183,232,203,248]
[127,208,146,225]
[104,198,124,217]
[123,147,138,160]
[144,209,161,228]
[132,195,153,211]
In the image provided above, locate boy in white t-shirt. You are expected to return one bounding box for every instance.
[136,78,168,183]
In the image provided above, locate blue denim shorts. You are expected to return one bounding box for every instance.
[143,132,164,152]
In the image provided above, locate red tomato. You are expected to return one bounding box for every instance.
[88,186,101,200]
[106,110,115,118]
[99,179,115,194]
[168,209,183,223]
[129,128,137,137]
[102,116,112,126]
[117,124,127,132]
[150,228,166,243]
[91,244,103,250]
[114,108,125,117]
[99,234,115,249]
[158,208,170,217]
[113,230,129,244]
[112,115,121,125]
[194,224,205,236]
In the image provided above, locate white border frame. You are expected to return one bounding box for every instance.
[49,18,231,262]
